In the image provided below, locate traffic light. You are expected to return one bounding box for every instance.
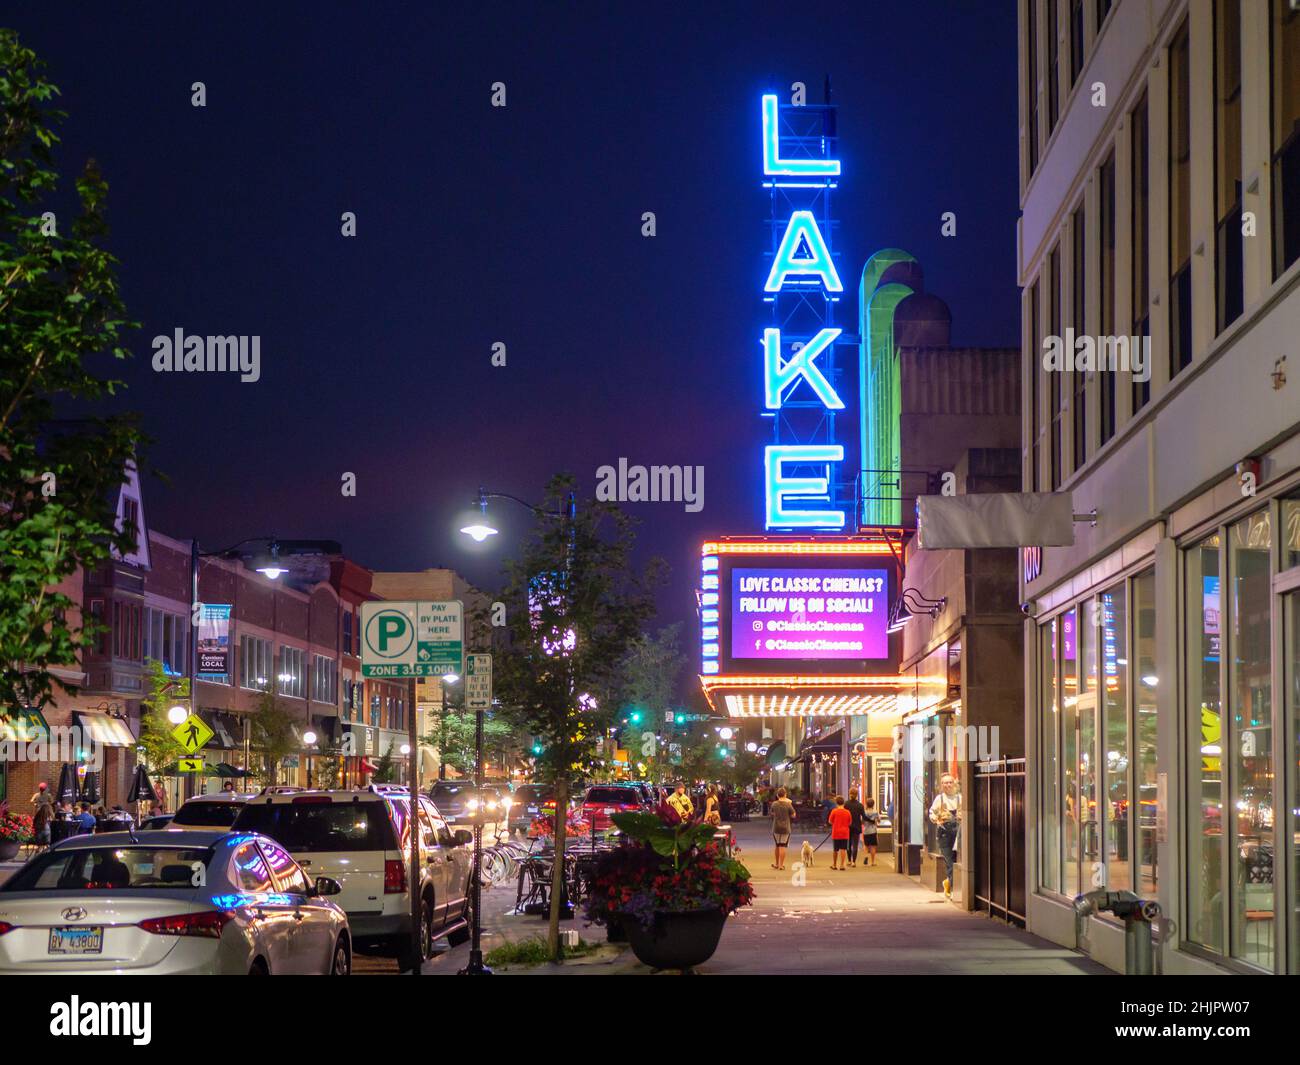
[674,712,686,725]
[530,741,544,756]
[629,709,643,725]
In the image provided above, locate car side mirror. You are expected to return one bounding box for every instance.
[453,829,473,847]
[312,876,343,897]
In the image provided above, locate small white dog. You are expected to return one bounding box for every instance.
[800,840,815,867]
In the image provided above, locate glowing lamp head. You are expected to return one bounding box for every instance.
[459,523,498,543]
[303,730,317,746]
[167,705,189,726]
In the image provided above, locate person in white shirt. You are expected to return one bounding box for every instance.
[928,773,962,898]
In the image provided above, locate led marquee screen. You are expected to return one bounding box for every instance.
[729,566,889,661]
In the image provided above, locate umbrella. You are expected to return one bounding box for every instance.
[127,763,159,804]
[55,763,79,804]
[208,762,251,778]
[78,770,101,804]
[764,741,788,767]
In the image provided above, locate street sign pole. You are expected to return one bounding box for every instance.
[408,674,420,976]
[460,653,492,976]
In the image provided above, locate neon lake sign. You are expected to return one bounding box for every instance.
[759,93,845,530]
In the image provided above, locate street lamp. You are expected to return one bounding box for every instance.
[167,705,189,726]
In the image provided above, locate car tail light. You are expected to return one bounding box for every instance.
[138,911,233,938]
[0,922,14,936]
[384,860,406,894]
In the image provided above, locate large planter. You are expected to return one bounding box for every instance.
[621,906,728,971]
[0,840,21,861]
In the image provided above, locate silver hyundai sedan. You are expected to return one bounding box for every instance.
[0,829,351,974]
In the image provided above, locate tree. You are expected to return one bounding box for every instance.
[423,708,513,778]
[720,749,766,793]
[0,30,145,715]
[613,624,684,784]
[248,692,299,787]
[493,474,663,960]
[370,741,398,784]
[138,659,190,775]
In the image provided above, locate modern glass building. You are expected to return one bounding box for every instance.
[1019,0,1300,973]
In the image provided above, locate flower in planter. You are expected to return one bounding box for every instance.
[0,812,35,845]
[582,807,752,930]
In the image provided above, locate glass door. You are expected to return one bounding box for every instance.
[1285,588,1300,972]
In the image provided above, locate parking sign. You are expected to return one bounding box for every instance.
[360,601,463,677]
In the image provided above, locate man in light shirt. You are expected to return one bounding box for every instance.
[929,773,962,898]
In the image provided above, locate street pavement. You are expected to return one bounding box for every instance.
[422,819,1109,975]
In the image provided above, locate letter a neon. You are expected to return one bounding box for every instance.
[765,211,843,292]
[762,95,841,178]
[764,328,844,410]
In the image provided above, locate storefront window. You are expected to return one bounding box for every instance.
[1061,607,1080,894]
[1134,570,1158,894]
[1285,589,1300,974]
[1079,602,1099,892]
[1228,509,1273,967]
[1284,497,1300,570]
[1102,585,1130,892]
[1186,533,1224,953]
[1040,617,1060,893]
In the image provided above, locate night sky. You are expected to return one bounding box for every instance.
[9,2,1019,652]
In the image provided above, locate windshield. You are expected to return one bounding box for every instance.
[173,801,243,827]
[232,802,395,852]
[3,847,214,891]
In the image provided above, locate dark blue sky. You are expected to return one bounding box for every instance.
[10,2,1019,641]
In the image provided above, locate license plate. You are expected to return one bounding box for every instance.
[48,926,104,955]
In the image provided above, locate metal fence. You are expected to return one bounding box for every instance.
[973,757,1026,927]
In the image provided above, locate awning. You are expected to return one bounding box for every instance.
[74,710,136,748]
[795,728,846,762]
[0,707,48,743]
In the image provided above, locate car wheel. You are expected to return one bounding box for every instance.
[248,957,269,975]
[447,894,471,947]
[331,935,351,975]
[398,896,433,972]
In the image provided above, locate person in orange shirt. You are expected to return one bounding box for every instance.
[827,795,853,871]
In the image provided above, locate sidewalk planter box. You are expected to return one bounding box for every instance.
[622,907,727,971]
[0,840,19,862]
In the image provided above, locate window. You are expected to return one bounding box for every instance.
[1060,606,1080,894]
[260,841,310,894]
[231,847,274,894]
[1028,0,1040,174]
[1185,532,1224,953]
[1131,94,1151,413]
[1039,617,1060,893]
[89,599,106,655]
[120,498,139,552]
[1133,570,1158,895]
[1097,0,1112,31]
[1273,0,1300,276]
[1049,245,1063,489]
[278,646,305,699]
[1216,0,1244,332]
[1169,20,1193,378]
[1227,510,1272,967]
[1029,279,1041,490]
[370,692,381,728]
[342,610,353,655]
[1099,152,1116,444]
[1100,585,1129,892]
[312,654,337,704]
[1069,0,1084,86]
[1047,0,1060,130]
[240,634,271,691]
[1071,203,1088,472]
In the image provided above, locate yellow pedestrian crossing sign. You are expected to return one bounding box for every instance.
[178,758,205,773]
[172,713,214,754]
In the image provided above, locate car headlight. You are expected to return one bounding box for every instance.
[467,799,479,811]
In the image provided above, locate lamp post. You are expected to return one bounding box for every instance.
[303,729,317,788]
[457,485,576,974]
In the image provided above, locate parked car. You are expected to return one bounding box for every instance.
[581,784,650,831]
[169,792,259,830]
[0,829,350,974]
[232,788,472,969]
[137,814,174,830]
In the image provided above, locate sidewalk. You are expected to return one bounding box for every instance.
[427,820,1109,975]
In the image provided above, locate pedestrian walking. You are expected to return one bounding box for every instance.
[862,797,880,866]
[843,787,866,867]
[929,772,962,897]
[769,786,795,870]
[827,795,852,870]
